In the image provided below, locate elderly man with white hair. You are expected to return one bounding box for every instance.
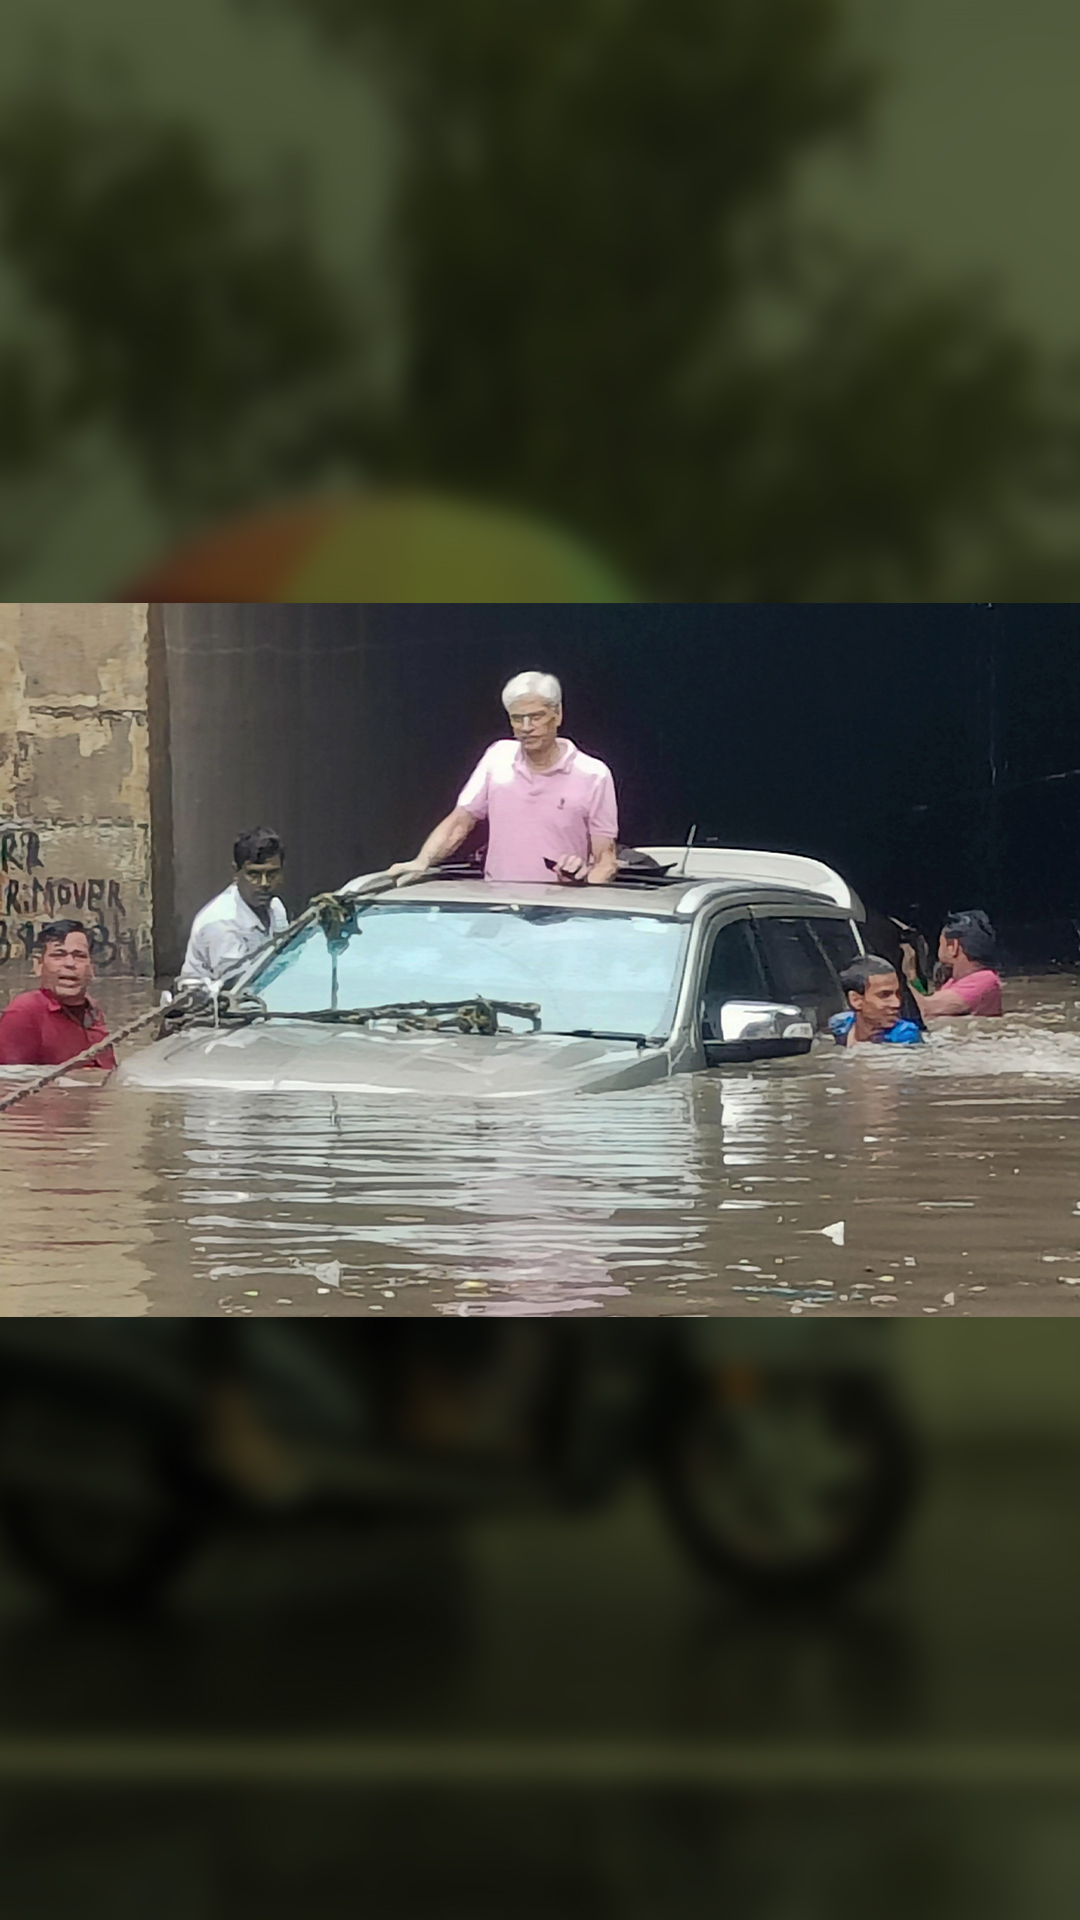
[390,671,619,885]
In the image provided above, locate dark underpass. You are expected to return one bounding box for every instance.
[148,602,1080,975]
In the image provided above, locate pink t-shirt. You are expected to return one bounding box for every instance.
[458,738,618,883]
[943,967,1003,1016]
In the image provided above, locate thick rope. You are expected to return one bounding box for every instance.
[205,867,417,985]
[0,986,209,1115]
[0,868,418,1116]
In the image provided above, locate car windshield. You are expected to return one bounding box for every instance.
[246,902,690,1038]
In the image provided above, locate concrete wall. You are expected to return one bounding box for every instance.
[151,603,384,974]
[0,603,153,976]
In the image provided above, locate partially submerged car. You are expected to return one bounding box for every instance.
[118,848,866,1097]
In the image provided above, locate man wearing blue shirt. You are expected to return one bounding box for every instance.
[829,956,924,1047]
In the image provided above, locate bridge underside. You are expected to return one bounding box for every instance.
[148,604,1080,975]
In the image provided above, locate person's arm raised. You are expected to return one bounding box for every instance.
[901,943,969,1018]
[389,807,478,882]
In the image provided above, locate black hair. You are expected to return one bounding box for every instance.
[839,954,898,998]
[35,918,88,951]
[233,827,284,869]
[941,909,996,966]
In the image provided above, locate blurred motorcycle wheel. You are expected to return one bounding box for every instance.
[655,1367,918,1600]
[0,1389,200,1612]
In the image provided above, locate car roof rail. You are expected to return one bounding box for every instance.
[637,845,863,917]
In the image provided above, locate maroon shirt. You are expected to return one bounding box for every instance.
[0,988,116,1069]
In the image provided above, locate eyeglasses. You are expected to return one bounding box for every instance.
[509,711,553,727]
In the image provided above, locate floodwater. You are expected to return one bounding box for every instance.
[5,974,1080,1318]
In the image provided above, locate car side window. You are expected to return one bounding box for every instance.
[806,917,860,975]
[700,921,767,1038]
[753,917,845,1027]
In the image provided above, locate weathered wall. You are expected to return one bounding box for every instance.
[151,603,380,974]
[0,603,153,974]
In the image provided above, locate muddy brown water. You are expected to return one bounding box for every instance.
[4,975,1080,1318]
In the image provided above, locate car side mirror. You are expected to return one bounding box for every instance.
[702,999,814,1064]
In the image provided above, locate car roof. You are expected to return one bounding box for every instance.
[339,875,858,922]
[637,846,862,915]
[341,847,862,920]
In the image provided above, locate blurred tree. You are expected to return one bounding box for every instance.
[280,0,1079,598]
[0,4,1076,595]
[0,88,372,577]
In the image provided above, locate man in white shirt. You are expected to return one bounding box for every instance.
[180,827,289,984]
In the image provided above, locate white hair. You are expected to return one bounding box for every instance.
[501,670,562,710]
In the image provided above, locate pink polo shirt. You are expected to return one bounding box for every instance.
[943,967,1003,1016]
[458,737,618,883]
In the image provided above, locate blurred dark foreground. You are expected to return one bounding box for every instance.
[0,1322,1076,1914]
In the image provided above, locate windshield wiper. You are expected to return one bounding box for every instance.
[208,994,542,1034]
[554,1028,658,1046]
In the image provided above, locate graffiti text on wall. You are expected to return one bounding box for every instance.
[0,829,142,969]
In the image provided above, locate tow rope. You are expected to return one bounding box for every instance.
[0,868,422,1116]
[0,987,209,1114]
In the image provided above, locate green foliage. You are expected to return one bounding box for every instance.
[278,0,1079,597]
[0,89,369,522]
[0,3,1075,594]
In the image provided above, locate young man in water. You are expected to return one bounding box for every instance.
[901,908,1003,1019]
[180,827,289,984]
[829,956,924,1047]
[0,919,116,1068]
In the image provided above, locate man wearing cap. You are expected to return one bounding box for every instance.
[389,671,619,886]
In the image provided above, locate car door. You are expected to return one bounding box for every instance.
[750,909,858,1030]
[698,910,770,1042]
[692,908,815,1065]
